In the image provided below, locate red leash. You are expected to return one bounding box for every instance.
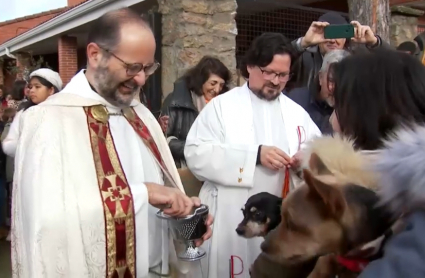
[281,126,305,198]
[337,256,369,273]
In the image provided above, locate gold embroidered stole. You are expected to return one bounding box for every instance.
[84,104,178,278]
[84,106,136,278]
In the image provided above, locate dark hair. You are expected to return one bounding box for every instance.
[11,80,26,101]
[183,56,232,96]
[333,49,425,150]
[240,33,297,79]
[396,41,418,55]
[20,76,59,111]
[87,8,150,52]
[2,107,15,122]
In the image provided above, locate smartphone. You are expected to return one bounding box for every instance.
[324,24,354,39]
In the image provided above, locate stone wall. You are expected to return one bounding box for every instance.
[390,6,424,47]
[158,0,238,97]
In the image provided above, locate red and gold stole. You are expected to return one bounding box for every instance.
[84,105,176,278]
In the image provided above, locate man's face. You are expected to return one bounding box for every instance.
[90,24,156,107]
[319,38,345,55]
[247,54,292,101]
[318,70,335,106]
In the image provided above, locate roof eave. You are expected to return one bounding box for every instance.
[0,0,144,57]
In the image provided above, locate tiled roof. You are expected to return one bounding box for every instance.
[0,0,92,43]
[0,7,68,27]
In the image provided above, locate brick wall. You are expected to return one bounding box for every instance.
[0,8,65,44]
[58,36,78,85]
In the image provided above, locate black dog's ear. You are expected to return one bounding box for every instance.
[303,169,346,219]
[309,153,332,176]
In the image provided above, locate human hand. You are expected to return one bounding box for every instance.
[301,21,331,48]
[260,146,291,171]
[190,196,214,246]
[289,151,303,170]
[350,21,378,46]
[145,182,195,217]
[158,115,169,134]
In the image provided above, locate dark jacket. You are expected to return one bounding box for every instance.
[161,79,199,168]
[284,85,333,135]
[291,36,389,89]
[359,126,425,278]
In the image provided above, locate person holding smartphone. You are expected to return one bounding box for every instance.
[291,12,388,90]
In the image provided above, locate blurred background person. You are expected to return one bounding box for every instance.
[3,68,62,158]
[285,49,350,134]
[7,80,27,110]
[396,41,419,56]
[162,56,232,169]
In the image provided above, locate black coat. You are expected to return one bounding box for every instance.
[285,86,333,135]
[161,79,199,168]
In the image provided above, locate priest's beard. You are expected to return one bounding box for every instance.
[251,81,284,101]
[94,64,140,107]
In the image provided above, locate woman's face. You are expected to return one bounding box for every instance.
[29,77,54,104]
[201,74,225,101]
[330,110,341,133]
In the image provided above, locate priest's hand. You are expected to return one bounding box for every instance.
[145,183,195,217]
[260,146,291,171]
[190,196,214,247]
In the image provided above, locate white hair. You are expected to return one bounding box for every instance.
[320,49,351,73]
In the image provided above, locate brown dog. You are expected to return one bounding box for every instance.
[260,153,394,277]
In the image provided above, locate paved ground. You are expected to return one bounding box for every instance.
[0,240,11,278]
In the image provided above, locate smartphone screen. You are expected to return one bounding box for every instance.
[324,24,355,39]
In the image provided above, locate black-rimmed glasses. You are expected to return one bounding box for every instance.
[99,46,160,76]
[258,66,292,82]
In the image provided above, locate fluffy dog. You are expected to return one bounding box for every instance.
[259,135,394,277]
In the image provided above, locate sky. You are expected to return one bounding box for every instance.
[0,0,67,22]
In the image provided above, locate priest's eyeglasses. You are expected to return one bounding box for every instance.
[258,67,292,82]
[99,46,160,76]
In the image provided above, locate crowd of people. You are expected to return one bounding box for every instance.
[2,7,425,278]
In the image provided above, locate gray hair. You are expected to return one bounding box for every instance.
[320,49,350,73]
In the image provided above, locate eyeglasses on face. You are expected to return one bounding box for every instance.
[258,66,292,82]
[98,45,160,76]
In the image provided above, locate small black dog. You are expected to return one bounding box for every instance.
[236,192,282,238]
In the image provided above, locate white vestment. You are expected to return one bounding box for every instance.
[184,83,321,278]
[2,109,23,157]
[11,71,198,278]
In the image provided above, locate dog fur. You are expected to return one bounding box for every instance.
[257,135,394,278]
[302,135,378,190]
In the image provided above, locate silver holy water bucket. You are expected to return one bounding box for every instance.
[156,204,209,261]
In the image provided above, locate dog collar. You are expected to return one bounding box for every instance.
[336,256,369,273]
